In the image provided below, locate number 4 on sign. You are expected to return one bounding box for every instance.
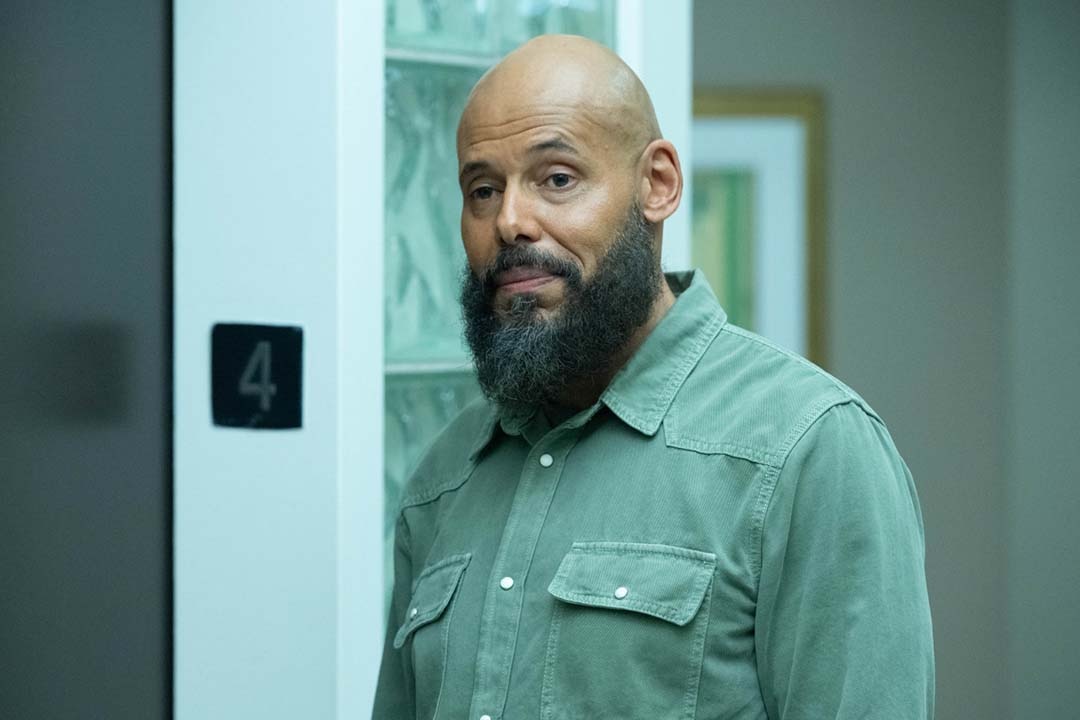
[238,340,277,412]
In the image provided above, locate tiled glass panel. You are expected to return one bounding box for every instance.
[387,0,497,56]
[384,60,483,364]
[383,371,483,602]
[387,0,615,57]
[497,0,616,54]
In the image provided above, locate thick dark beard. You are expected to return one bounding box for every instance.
[460,204,662,411]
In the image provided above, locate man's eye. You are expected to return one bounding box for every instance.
[548,173,572,188]
[470,186,495,200]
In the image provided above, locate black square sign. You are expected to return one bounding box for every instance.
[212,323,302,429]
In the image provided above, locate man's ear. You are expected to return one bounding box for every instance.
[637,139,683,224]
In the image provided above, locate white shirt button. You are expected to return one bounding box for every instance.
[499,576,515,590]
[410,607,418,617]
[480,715,492,720]
[539,453,554,467]
[614,586,629,600]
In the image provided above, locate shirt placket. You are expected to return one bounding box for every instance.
[467,420,584,720]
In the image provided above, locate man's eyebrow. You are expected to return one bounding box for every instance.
[459,160,491,186]
[459,138,580,185]
[527,137,580,156]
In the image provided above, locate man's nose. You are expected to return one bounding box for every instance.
[495,184,541,245]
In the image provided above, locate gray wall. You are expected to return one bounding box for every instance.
[0,2,170,718]
[1007,1,1080,716]
[693,2,1011,718]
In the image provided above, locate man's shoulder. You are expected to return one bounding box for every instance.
[665,322,880,467]
[396,394,495,513]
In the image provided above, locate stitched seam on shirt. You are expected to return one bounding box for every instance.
[662,323,857,468]
[747,398,855,585]
[470,446,554,717]
[663,429,782,466]
[777,398,857,460]
[539,602,565,720]
[397,460,479,513]
[409,553,471,594]
[747,462,780,583]
[681,578,713,720]
[430,561,466,720]
[552,591,694,624]
[567,544,717,563]
[395,554,471,648]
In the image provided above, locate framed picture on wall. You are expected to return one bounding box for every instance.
[691,90,827,367]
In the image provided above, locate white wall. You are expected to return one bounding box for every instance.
[618,0,693,271]
[173,2,384,717]
[693,2,1011,718]
[1006,1,1080,716]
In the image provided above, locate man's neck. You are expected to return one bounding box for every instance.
[551,277,678,412]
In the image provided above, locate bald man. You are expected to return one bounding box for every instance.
[374,36,934,720]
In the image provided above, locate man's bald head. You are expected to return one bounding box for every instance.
[458,35,661,164]
[456,35,684,411]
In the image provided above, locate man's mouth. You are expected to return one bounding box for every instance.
[494,266,560,294]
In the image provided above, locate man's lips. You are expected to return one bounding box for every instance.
[495,267,560,294]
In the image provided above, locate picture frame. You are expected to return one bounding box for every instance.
[691,90,827,367]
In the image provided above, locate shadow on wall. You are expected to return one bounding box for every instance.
[3,322,134,425]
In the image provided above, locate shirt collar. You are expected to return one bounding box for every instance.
[468,399,537,461]
[469,270,727,458]
[600,270,726,436]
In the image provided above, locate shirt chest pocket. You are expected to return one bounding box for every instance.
[542,542,716,720]
[394,553,470,720]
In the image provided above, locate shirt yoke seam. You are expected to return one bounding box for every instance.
[397,461,478,515]
[662,421,784,467]
[663,325,863,466]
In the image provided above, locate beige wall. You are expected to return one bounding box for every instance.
[693,2,1012,718]
[1007,1,1080,716]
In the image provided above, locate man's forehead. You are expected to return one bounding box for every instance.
[460,102,609,147]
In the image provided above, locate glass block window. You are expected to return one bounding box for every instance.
[384,60,483,365]
[383,0,616,612]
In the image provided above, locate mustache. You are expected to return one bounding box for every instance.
[476,245,581,295]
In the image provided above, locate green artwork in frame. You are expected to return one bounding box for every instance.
[691,168,755,329]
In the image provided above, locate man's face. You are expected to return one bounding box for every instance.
[457,99,641,322]
[455,54,669,408]
[459,200,661,409]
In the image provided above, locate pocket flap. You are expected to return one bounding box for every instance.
[547,542,716,626]
[393,553,471,649]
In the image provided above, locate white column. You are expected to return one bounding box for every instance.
[617,0,694,272]
[173,1,384,717]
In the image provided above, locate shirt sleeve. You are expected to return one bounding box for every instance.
[755,402,935,719]
[371,514,416,719]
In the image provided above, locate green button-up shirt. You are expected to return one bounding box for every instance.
[373,271,934,720]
